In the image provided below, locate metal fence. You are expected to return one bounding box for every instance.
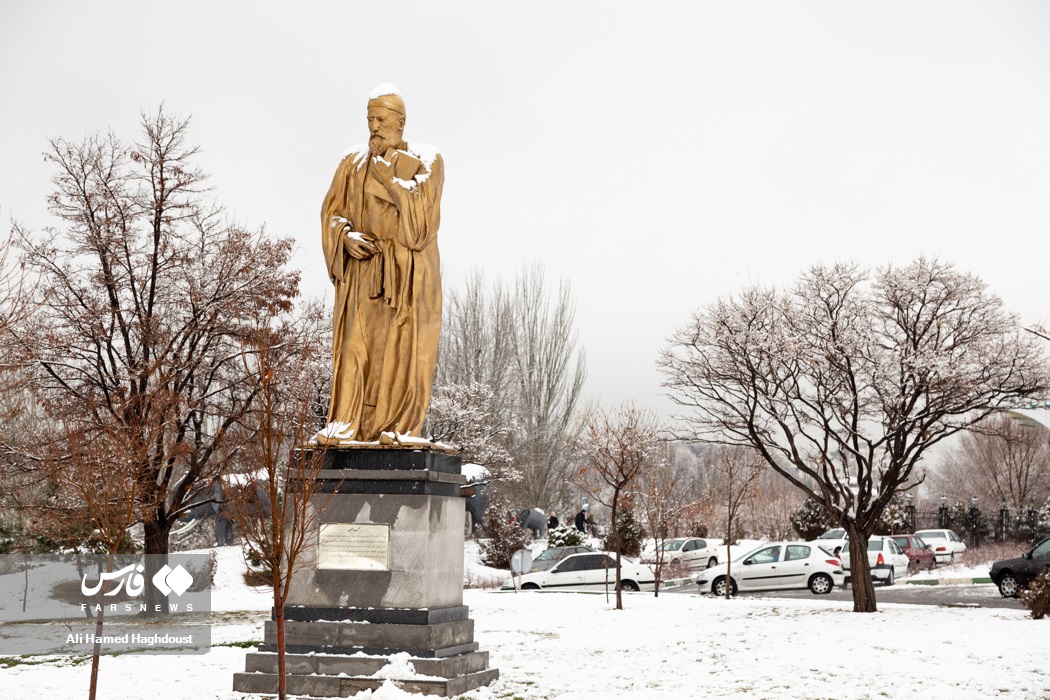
[900,502,1044,547]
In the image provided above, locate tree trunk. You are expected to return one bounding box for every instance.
[725,510,733,600]
[844,524,877,612]
[274,585,287,700]
[88,553,115,700]
[612,494,622,610]
[88,602,103,700]
[142,518,172,616]
[724,541,733,600]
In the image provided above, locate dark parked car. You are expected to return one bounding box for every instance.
[529,545,597,572]
[990,537,1050,598]
[891,534,936,573]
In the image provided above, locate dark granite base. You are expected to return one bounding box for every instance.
[282,604,469,624]
[300,446,463,474]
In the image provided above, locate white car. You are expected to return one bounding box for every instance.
[840,535,910,586]
[504,552,656,592]
[814,528,848,556]
[914,529,967,564]
[695,542,844,596]
[641,537,721,577]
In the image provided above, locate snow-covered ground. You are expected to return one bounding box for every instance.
[1,544,1046,699]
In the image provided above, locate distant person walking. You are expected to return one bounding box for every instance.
[548,513,559,530]
[575,510,586,533]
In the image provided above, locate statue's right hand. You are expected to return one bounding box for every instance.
[343,230,377,260]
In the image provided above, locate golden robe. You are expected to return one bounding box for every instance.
[319,140,444,443]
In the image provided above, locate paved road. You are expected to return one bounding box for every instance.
[665,580,1024,609]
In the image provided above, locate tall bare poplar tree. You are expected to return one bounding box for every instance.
[435,264,586,510]
[933,415,1050,513]
[659,259,1049,612]
[12,108,300,612]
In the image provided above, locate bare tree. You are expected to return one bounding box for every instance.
[932,415,1050,512]
[747,471,804,541]
[635,442,700,594]
[12,107,300,612]
[38,400,156,700]
[435,264,586,512]
[436,269,517,426]
[710,446,763,598]
[659,259,1050,612]
[223,303,329,700]
[512,264,587,510]
[573,402,660,610]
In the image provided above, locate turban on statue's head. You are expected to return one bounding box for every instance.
[368,83,406,116]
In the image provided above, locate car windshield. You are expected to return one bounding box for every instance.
[867,540,884,551]
[733,545,766,563]
[818,529,845,539]
[891,537,909,548]
[534,550,556,561]
[918,531,946,540]
[660,541,685,552]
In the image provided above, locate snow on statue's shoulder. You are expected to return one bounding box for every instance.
[404,141,439,169]
[342,144,370,170]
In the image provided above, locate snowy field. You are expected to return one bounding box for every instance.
[1,545,1046,700]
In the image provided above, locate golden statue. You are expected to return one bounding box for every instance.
[317,84,444,445]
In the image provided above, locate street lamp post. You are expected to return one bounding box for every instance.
[998,500,1009,543]
[969,497,979,549]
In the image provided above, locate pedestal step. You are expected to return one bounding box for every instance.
[262,618,476,657]
[232,651,498,698]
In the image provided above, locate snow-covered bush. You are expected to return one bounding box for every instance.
[547,525,584,548]
[790,498,835,541]
[602,505,645,557]
[1021,570,1050,620]
[479,490,531,569]
[876,495,910,535]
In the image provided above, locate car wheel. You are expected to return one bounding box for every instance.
[521,582,540,590]
[668,560,683,578]
[621,580,640,592]
[707,557,718,569]
[997,573,1020,598]
[712,576,737,597]
[808,573,833,595]
[885,569,895,586]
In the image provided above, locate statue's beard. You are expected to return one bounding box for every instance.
[369,132,402,156]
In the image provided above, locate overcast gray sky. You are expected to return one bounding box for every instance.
[2,1,1048,418]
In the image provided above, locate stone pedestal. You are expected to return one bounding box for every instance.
[232,446,498,697]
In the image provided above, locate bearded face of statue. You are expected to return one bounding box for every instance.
[367,106,405,156]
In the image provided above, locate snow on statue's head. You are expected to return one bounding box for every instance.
[367,83,406,156]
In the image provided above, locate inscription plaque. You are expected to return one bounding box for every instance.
[317,523,390,570]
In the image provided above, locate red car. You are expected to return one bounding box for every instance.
[891,534,936,573]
